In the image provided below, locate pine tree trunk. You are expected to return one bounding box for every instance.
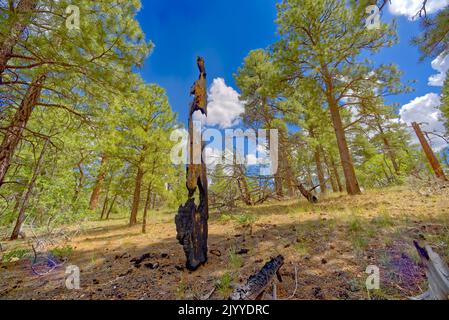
[100,194,109,220]
[129,166,144,226]
[10,138,49,240]
[274,174,283,198]
[0,0,37,78]
[236,164,253,205]
[106,194,117,220]
[142,184,152,234]
[314,147,327,194]
[0,74,46,188]
[412,122,447,181]
[323,151,338,193]
[89,155,108,210]
[376,122,400,175]
[72,157,85,204]
[327,97,361,195]
[329,153,343,192]
[100,176,112,220]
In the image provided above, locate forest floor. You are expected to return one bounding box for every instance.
[1,186,449,300]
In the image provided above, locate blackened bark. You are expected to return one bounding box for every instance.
[175,57,209,271]
[230,255,284,300]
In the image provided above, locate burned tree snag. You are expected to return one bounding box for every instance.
[412,122,447,181]
[230,255,285,300]
[175,57,209,271]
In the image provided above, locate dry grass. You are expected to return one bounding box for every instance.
[1,186,448,300]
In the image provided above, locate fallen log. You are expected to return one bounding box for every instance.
[411,241,449,300]
[230,255,284,300]
[296,184,318,204]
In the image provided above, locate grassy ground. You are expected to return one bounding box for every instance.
[1,186,448,300]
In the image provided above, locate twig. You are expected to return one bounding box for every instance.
[286,265,299,300]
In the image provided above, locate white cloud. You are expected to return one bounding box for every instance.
[399,93,447,151]
[388,0,449,20]
[428,53,449,86]
[206,78,244,129]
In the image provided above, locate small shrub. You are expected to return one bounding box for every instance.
[228,249,244,269]
[49,245,73,259]
[294,242,309,257]
[348,215,363,233]
[215,272,233,298]
[235,213,257,226]
[373,208,394,228]
[2,248,29,263]
[218,214,233,224]
[175,280,187,300]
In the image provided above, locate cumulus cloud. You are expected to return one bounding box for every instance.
[428,53,449,87]
[399,93,447,151]
[388,0,449,20]
[206,78,244,129]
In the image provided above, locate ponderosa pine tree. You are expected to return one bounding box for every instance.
[0,0,151,188]
[274,0,406,195]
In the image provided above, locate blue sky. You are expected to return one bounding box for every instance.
[137,0,278,122]
[136,0,449,150]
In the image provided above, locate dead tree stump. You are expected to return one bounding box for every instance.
[175,57,209,271]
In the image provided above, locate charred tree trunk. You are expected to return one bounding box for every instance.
[175,57,209,271]
[129,166,144,226]
[327,96,361,195]
[89,155,108,210]
[10,138,49,240]
[0,0,37,79]
[0,74,46,187]
[412,122,447,181]
[230,255,285,300]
